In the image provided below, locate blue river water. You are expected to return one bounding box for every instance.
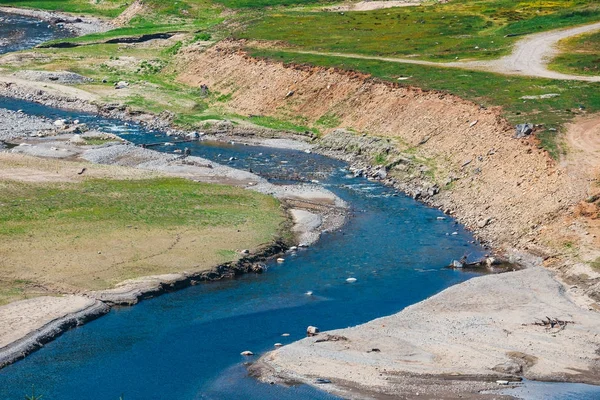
[0,11,70,55]
[1,18,600,400]
[0,97,486,399]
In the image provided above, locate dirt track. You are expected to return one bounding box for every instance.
[457,21,600,82]
[265,21,600,82]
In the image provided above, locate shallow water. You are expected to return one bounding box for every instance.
[0,11,70,55]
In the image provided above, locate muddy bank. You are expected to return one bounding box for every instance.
[0,297,109,369]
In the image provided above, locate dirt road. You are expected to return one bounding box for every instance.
[269,21,600,82]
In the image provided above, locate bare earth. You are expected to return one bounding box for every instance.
[256,258,600,398]
[0,296,99,349]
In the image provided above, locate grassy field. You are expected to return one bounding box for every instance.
[550,30,600,76]
[0,155,285,305]
[240,0,600,61]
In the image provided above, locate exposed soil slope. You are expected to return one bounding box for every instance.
[177,41,586,253]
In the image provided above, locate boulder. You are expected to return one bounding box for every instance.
[114,81,129,90]
[515,123,533,138]
[307,326,320,337]
[69,134,86,145]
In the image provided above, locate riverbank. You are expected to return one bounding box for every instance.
[253,252,600,399]
[0,104,348,370]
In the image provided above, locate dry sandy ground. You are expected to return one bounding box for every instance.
[259,21,600,82]
[257,258,600,398]
[0,296,100,349]
[323,0,424,12]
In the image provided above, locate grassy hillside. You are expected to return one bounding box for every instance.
[240,0,600,61]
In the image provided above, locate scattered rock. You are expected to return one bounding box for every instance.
[515,123,534,138]
[114,81,129,89]
[307,326,320,337]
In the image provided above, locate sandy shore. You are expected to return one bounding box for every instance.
[0,296,109,368]
[255,253,600,398]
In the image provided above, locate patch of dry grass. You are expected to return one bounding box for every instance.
[0,154,286,304]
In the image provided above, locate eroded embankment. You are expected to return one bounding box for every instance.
[177,40,586,254]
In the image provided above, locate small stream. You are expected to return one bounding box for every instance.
[1,15,600,400]
[0,11,70,55]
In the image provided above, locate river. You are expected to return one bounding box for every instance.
[0,11,599,400]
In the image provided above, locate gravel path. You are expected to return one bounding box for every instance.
[273,21,600,81]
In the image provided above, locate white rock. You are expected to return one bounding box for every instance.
[306,326,319,336]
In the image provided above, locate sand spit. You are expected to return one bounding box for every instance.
[255,255,600,398]
[0,296,109,369]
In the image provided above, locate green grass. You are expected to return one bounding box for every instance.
[550,30,600,76]
[248,115,318,134]
[0,176,286,296]
[212,0,324,9]
[316,113,341,128]
[248,48,600,158]
[240,0,600,61]
[0,178,280,231]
